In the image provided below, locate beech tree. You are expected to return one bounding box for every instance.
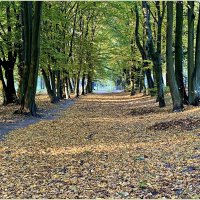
[142,1,165,107]
[19,1,43,116]
[134,4,155,96]
[166,1,183,111]
[175,1,188,105]
[0,2,18,104]
[188,1,195,105]
[193,3,200,105]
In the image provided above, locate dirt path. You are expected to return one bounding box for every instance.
[0,93,199,198]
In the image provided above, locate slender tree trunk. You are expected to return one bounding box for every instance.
[2,5,18,104]
[175,1,188,105]
[188,1,196,105]
[64,70,71,98]
[86,70,93,93]
[82,73,86,95]
[16,3,24,103]
[63,3,78,97]
[3,61,17,103]
[56,70,61,99]
[193,4,200,105]
[51,70,57,100]
[142,1,165,107]
[64,76,70,99]
[166,2,183,111]
[75,73,80,97]
[19,2,32,109]
[140,70,145,93]
[68,78,73,93]
[130,66,136,96]
[134,67,140,91]
[145,67,154,90]
[41,68,57,103]
[0,65,7,104]
[134,5,155,96]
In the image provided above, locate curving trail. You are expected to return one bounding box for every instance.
[0,93,199,198]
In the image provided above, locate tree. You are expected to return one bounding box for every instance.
[142,1,165,107]
[0,2,18,104]
[19,1,43,116]
[166,2,183,111]
[188,1,196,105]
[175,1,188,105]
[134,4,155,96]
[193,3,200,105]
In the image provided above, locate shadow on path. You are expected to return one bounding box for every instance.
[0,99,75,141]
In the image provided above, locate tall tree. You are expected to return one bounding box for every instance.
[193,4,200,105]
[142,1,165,107]
[175,1,188,105]
[19,1,42,116]
[166,1,183,111]
[0,3,18,104]
[188,1,195,105]
[134,5,155,96]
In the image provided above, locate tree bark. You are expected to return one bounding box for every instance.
[86,71,93,93]
[41,68,58,103]
[82,73,86,95]
[193,4,200,105]
[75,73,80,97]
[64,76,70,99]
[166,2,183,111]
[3,60,17,103]
[130,65,136,96]
[0,4,18,104]
[20,1,42,116]
[188,1,196,105]
[134,5,155,96]
[0,65,7,104]
[142,1,165,107]
[175,1,188,104]
[56,70,62,99]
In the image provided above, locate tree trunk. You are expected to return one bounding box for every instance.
[82,73,86,95]
[3,61,17,103]
[75,73,80,98]
[130,66,136,96]
[20,1,42,116]
[134,5,155,96]
[86,70,93,93]
[16,3,24,104]
[64,76,70,99]
[41,68,57,103]
[142,1,165,107]
[0,65,7,105]
[56,70,61,99]
[175,1,188,105]
[166,2,183,111]
[193,4,200,105]
[140,70,145,94]
[188,2,196,105]
[69,78,74,93]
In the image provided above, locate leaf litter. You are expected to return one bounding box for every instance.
[0,92,200,198]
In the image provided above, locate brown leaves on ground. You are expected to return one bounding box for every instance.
[0,92,200,198]
[0,94,58,124]
[149,117,200,132]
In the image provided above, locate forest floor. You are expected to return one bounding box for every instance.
[0,92,200,198]
[0,94,75,140]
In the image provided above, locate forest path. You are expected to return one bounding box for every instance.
[0,99,75,140]
[0,93,199,198]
